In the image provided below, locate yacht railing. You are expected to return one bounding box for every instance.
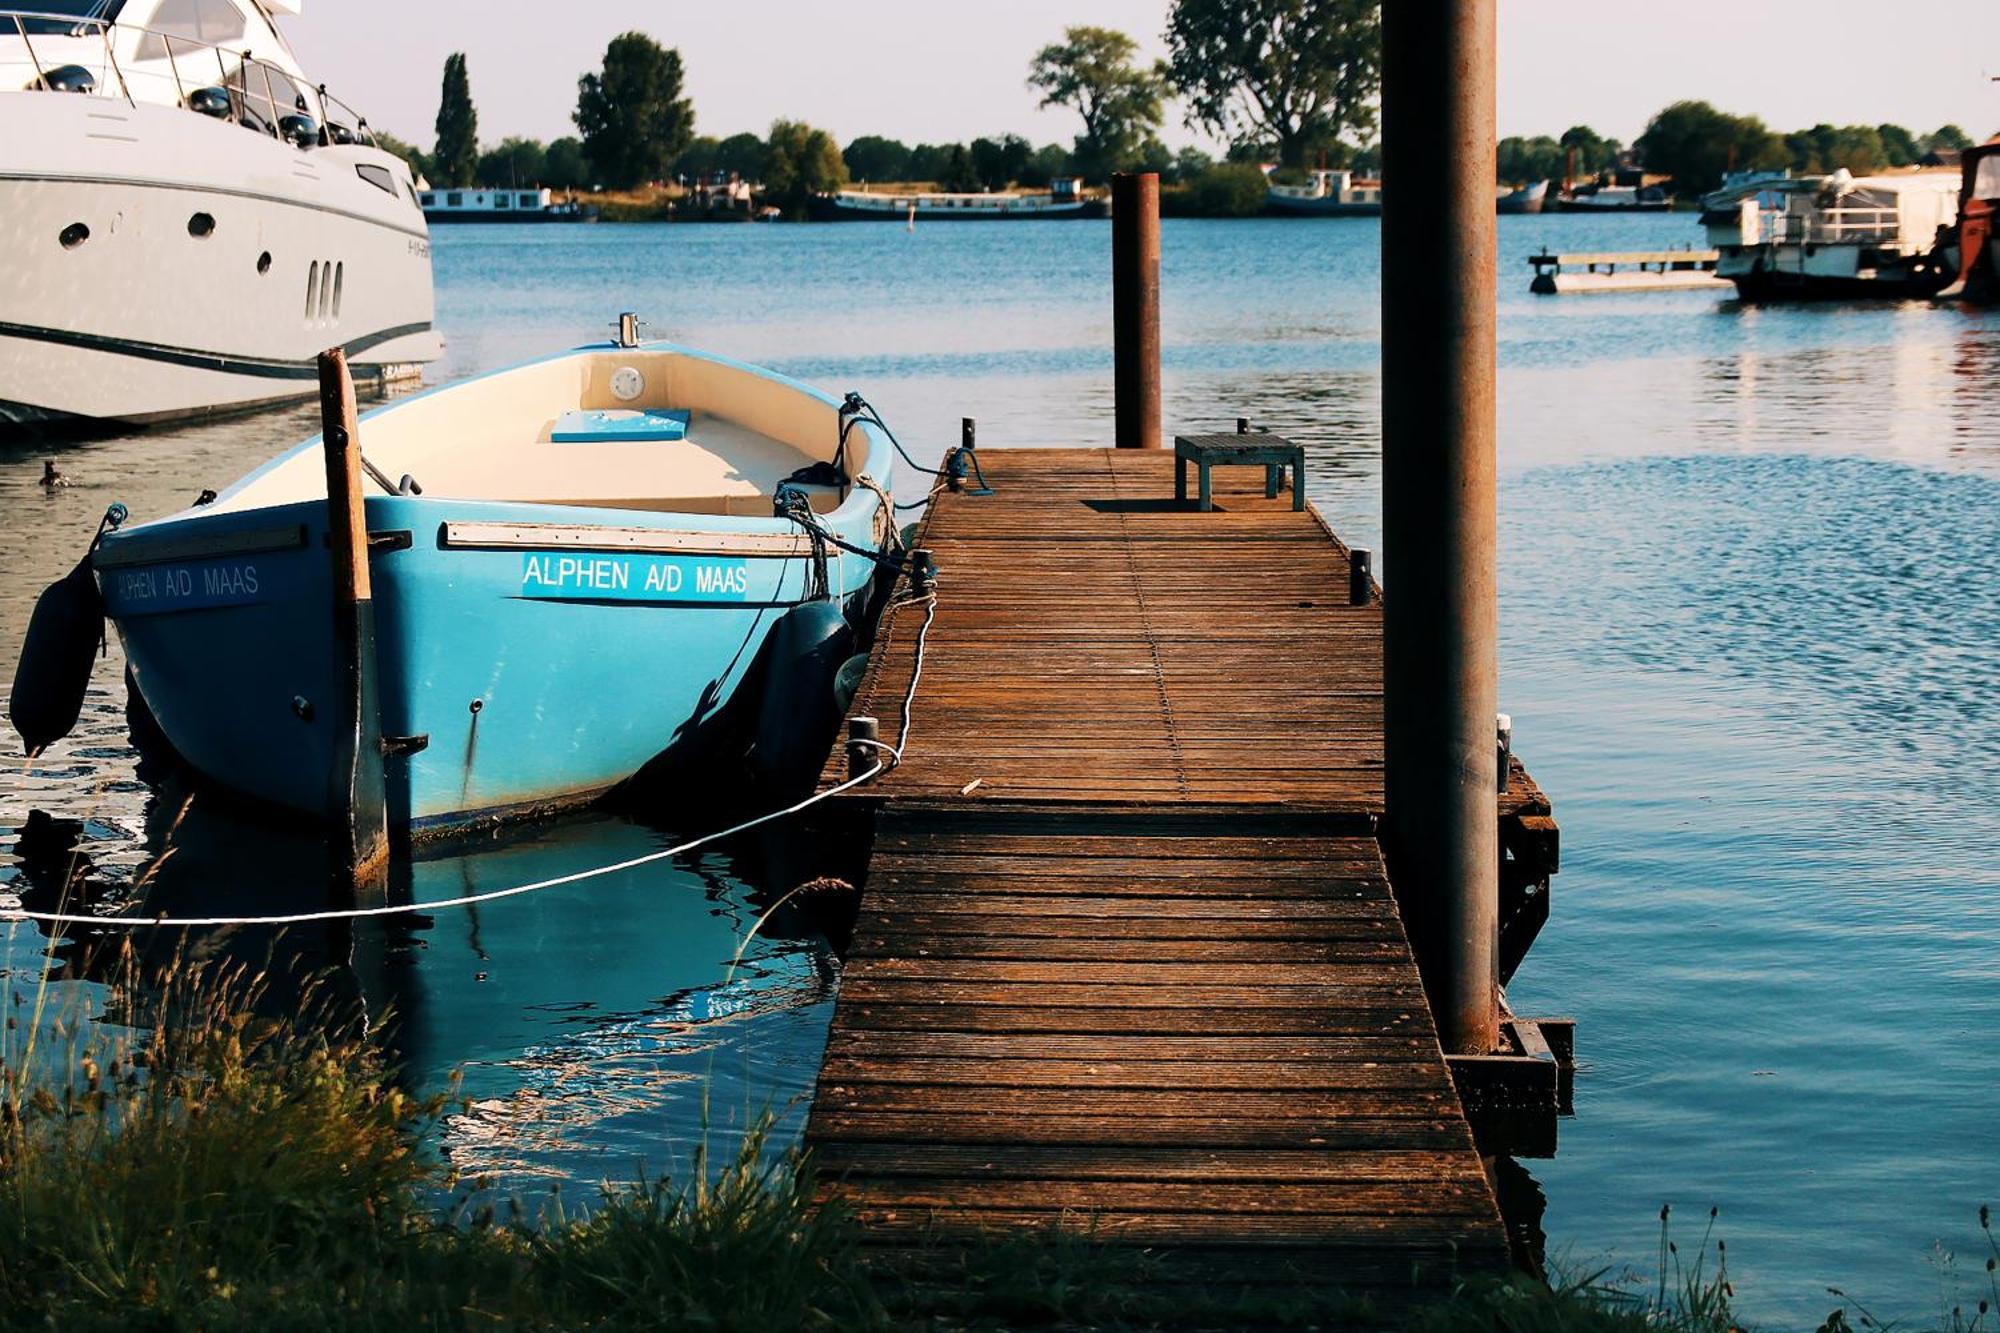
[2,9,377,148]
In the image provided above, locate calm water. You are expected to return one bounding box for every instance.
[5,213,1998,1325]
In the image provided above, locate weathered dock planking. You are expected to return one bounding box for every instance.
[805,447,1555,1303]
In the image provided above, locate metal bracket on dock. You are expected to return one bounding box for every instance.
[1447,1015,1576,1159]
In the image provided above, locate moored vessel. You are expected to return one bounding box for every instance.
[1264,167,1382,217]
[810,176,1102,221]
[417,185,597,224]
[1702,168,1961,300]
[1497,178,1549,214]
[0,0,440,427]
[76,336,898,836]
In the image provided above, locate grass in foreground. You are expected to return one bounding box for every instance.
[2,955,1992,1330]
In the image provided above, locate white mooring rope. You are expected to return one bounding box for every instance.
[0,589,940,933]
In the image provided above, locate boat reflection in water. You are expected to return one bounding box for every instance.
[7,775,843,1191]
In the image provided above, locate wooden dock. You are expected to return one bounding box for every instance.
[1527,247,1730,295]
[805,447,1556,1304]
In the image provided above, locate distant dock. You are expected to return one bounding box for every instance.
[804,446,1565,1306]
[1527,247,1729,295]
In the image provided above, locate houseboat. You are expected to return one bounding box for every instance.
[1701,168,1961,300]
[1552,182,1670,212]
[0,0,439,426]
[810,176,1102,221]
[417,186,597,224]
[1264,168,1382,217]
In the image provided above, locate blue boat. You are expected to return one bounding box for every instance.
[90,338,897,836]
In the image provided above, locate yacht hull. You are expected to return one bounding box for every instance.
[0,94,440,426]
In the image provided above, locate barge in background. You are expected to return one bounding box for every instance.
[418,185,598,224]
[810,176,1103,221]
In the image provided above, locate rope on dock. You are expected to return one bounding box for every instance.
[0,586,943,933]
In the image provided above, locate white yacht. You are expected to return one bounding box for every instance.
[1700,168,1961,300]
[0,0,440,426]
[1264,168,1383,217]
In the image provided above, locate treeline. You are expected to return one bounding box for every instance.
[372,1,1386,212]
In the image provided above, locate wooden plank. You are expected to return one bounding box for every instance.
[800,449,1538,1296]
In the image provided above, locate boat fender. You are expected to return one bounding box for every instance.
[748,600,855,796]
[832,652,871,717]
[8,505,124,757]
[10,557,106,758]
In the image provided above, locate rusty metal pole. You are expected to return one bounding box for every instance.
[318,348,389,900]
[1111,172,1161,448]
[1381,0,1499,1055]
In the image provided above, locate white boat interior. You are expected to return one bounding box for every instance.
[207,350,857,519]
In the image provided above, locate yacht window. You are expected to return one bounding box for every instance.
[519,193,537,208]
[445,192,462,206]
[134,0,245,59]
[356,163,396,195]
[418,191,434,207]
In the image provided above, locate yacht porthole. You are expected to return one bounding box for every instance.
[59,222,89,250]
[187,212,215,239]
[610,366,645,401]
[256,251,272,275]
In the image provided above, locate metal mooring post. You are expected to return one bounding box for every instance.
[318,348,389,901]
[1111,172,1161,448]
[1381,0,1500,1055]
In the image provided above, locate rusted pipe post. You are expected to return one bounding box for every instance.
[1381,0,1500,1055]
[319,347,389,900]
[1111,172,1161,448]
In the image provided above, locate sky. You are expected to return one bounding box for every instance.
[279,1,2000,155]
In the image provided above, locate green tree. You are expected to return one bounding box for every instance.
[906,143,959,183]
[1496,135,1563,185]
[1559,124,1618,176]
[370,130,432,183]
[475,136,547,188]
[574,32,694,189]
[1927,124,1974,154]
[544,137,589,188]
[843,135,912,182]
[969,134,1033,189]
[1189,162,1270,216]
[431,53,478,187]
[762,119,846,215]
[1027,26,1165,182]
[938,144,981,192]
[1170,145,1213,183]
[1877,123,1920,168]
[1634,100,1787,198]
[1016,142,1073,187]
[672,135,719,181]
[1785,123,1886,175]
[1164,0,1380,169]
[713,132,766,179]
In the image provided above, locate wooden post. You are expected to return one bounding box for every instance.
[318,348,389,899]
[1380,0,1500,1055]
[1111,172,1161,449]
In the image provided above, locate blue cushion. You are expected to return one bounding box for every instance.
[550,408,690,443]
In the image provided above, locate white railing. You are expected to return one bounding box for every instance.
[2,9,376,148]
[1756,205,1902,247]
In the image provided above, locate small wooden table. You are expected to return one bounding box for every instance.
[1174,432,1305,511]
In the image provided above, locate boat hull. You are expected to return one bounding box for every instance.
[1717,243,1953,301]
[0,93,440,426]
[1265,196,1382,217]
[99,493,885,836]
